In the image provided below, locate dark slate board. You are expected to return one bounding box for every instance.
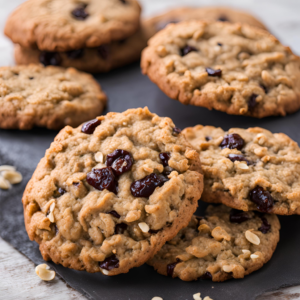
[1,62,300,300]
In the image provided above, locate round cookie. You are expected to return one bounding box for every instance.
[0,64,107,130]
[183,125,300,215]
[5,0,141,52]
[14,26,148,73]
[22,107,204,275]
[148,205,280,282]
[145,6,268,37]
[141,21,300,118]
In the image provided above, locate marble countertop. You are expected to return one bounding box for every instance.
[0,0,300,299]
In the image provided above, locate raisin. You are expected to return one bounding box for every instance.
[206,67,222,77]
[106,149,133,176]
[218,15,229,22]
[66,49,84,59]
[130,173,168,198]
[200,271,213,280]
[39,52,62,66]
[173,127,182,135]
[258,216,271,234]
[167,258,181,277]
[159,152,171,167]
[107,210,120,219]
[228,154,252,165]
[220,133,244,150]
[58,188,66,195]
[71,4,89,20]
[81,119,101,134]
[86,167,118,194]
[115,223,128,234]
[229,209,251,224]
[248,94,258,112]
[249,186,274,213]
[260,84,268,94]
[181,45,197,56]
[98,45,110,60]
[99,254,119,270]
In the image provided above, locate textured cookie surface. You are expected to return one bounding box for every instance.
[145,6,268,37]
[141,21,300,118]
[0,64,107,130]
[5,0,141,51]
[22,107,203,275]
[14,26,148,73]
[148,205,280,281]
[183,125,300,215]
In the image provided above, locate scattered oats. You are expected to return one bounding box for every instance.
[251,254,259,259]
[95,152,104,163]
[102,269,109,275]
[0,165,16,172]
[152,297,163,300]
[245,230,260,245]
[35,264,55,281]
[0,176,11,190]
[242,249,251,256]
[203,297,213,300]
[193,292,202,300]
[2,170,23,184]
[237,162,249,170]
[222,265,233,273]
[138,222,150,233]
[0,165,22,190]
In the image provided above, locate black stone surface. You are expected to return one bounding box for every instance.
[1,62,300,300]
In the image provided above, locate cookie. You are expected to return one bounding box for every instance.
[0,65,107,130]
[141,21,300,118]
[183,125,300,215]
[22,107,204,275]
[145,6,268,37]
[148,205,280,281]
[14,26,148,73]
[5,0,141,52]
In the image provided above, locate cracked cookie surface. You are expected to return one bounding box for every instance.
[183,125,300,215]
[14,25,148,73]
[5,0,141,51]
[141,21,300,118]
[145,6,267,37]
[148,205,280,281]
[0,64,107,130]
[22,107,203,275]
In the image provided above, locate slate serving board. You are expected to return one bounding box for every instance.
[1,62,300,300]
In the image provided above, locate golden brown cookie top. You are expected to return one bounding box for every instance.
[0,64,107,130]
[148,205,280,281]
[5,0,141,51]
[141,21,300,118]
[22,107,203,275]
[184,125,300,215]
[145,6,268,37]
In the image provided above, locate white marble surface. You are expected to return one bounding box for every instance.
[0,0,300,299]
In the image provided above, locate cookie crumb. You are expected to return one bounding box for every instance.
[203,297,213,300]
[35,264,55,281]
[152,297,163,300]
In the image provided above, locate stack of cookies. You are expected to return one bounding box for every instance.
[23,107,289,284]
[5,0,148,73]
